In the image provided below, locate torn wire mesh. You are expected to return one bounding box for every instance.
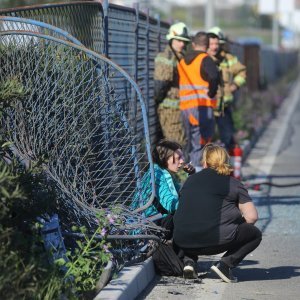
[0,31,157,236]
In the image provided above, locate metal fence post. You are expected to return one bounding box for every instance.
[156,14,161,53]
[102,0,109,58]
[133,3,139,84]
[145,8,150,117]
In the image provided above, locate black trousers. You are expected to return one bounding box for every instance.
[179,223,262,268]
[215,106,235,151]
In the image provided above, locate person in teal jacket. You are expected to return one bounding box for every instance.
[132,140,195,221]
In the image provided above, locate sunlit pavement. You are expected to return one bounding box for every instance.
[137,77,300,300]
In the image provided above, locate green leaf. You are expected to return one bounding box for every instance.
[54,258,66,266]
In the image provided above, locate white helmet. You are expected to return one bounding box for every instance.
[208,26,226,43]
[166,22,190,42]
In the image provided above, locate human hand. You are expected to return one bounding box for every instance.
[229,83,238,92]
[183,162,196,175]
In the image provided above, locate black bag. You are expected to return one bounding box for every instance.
[157,214,174,240]
[152,242,184,276]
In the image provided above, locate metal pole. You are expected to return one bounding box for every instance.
[205,0,215,30]
[272,0,279,49]
[102,0,109,57]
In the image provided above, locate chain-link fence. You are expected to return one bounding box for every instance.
[0,1,169,145]
[1,28,159,230]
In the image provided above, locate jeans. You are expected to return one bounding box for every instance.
[181,106,215,168]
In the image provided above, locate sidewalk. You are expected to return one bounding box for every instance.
[138,75,300,299]
[96,76,300,300]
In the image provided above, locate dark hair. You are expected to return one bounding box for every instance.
[207,32,219,40]
[152,139,182,169]
[193,31,209,48]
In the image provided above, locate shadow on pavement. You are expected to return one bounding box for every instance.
[234,266,300,282]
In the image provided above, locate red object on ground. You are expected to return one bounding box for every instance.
[229,144,243,180]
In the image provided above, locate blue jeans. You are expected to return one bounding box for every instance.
[181,107,215,168]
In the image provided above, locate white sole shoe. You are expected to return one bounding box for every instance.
[210,265,237,283]
[183,265,197,279]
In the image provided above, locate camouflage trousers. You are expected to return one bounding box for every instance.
[157,106,186,146]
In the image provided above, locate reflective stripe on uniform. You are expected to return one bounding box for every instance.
[160,98,179,108]
[234,74,246,86]
[180,98,217,110]
[224,94,234,102]
[179,84,208,90]
[180,93,212,100]
[178,53,216,110]
[220,56,237,67]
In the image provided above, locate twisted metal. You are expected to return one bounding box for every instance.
[0,31,158,237]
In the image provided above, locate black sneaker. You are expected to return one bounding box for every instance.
[210,261,237,283]
[183,262,198,279]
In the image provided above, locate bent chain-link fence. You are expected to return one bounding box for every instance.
[0,1,171,146]
[0,16,84,46]
[0,1,105,53]
[0,30,161,243]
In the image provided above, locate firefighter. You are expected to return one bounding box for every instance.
[154,22,190,146]
[177,32,219,172]
[207,26,247,151]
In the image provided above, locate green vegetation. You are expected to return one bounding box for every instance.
[0,155,114,299]
[0,77,115,299]
[233,67,299,144]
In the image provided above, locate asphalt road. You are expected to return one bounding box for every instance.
[138,78,300,300]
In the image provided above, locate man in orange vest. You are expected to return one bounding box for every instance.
[178,32,219,171]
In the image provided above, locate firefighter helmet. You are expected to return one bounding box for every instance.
[208,26,226,43]
[166,22,190,42]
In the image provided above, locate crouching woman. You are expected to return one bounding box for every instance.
[173,143,262,281]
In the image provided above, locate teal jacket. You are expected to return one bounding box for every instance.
[132,164,181,217]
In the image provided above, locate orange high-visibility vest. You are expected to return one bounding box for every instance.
[178,53,217,110]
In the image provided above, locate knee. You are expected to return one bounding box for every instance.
[257,228,262,241]
[240,223,262,243]
[252,226,262,246]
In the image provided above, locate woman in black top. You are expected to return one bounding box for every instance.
[173,143,262,282]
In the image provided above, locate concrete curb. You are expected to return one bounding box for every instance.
[94,79,300,299]
[94,258,155,300]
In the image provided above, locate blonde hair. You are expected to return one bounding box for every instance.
[201,143,233,175]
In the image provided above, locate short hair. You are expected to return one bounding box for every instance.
[152,139,182,169]
[193,31,209,47]
[201,143,233,175]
